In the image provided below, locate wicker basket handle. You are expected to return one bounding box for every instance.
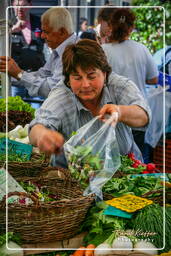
[0,191,39,208]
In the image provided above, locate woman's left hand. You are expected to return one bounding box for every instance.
[98,104,120,125]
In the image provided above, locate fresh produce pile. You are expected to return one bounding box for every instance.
[0,96,35,132]
[133,204,171,252]
[119,153,157,175]
[68,148,159,190]
[0,153,29,162]
[0,152,46,164]
[1,140,169,254]
[81,201,171,254]
[102,175,164,198]
[74,156,171,255]
[11,180,61,204]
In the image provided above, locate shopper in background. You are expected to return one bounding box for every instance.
[97,7,114,44]
[80,29,100,44]
[78,17,88,37]
[29,39,151,167]
[98,7,158,161]
[0,7,77,98]
[10,0,45,108]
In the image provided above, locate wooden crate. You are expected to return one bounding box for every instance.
[153,138,171,172]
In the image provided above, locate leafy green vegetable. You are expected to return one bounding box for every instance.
[68,145,103,188]
[0,153,29,162]
[118,155,145,174]
[0,96,35,117]
[68,152,146,190]
[102,175,163,197]
[81,201,127,246]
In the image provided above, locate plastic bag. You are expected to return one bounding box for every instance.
[0,168,30,204]
[64,115,121,199]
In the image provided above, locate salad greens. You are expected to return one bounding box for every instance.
[102,175,163,197]
[68,145,103,188]
[67,148,149,190]
[0,96,35,117]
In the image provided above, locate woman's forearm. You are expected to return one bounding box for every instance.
[99,104,149,128]
[118,105,149,127]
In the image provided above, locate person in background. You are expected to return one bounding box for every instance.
[78,17,88,37]
[10,0,45,108]
[29,39,151,168]
[0,7,77,98]
[97,7,114,44]
[98,7,158,161]
[80,29,100,44]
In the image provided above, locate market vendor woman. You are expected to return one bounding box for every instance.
[29,39,151,167]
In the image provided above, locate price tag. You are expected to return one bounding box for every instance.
[0,138,32,160]
[131,173,169,181]
[106,194,153,213]
[103,205,133,219]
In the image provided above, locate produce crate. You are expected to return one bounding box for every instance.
[0,168,95,245]
[153,138,171,172]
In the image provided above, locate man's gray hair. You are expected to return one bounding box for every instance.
[41,7,74,34]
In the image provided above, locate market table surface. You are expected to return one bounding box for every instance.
[23,232,86,255]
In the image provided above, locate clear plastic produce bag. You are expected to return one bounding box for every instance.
[64,115,121,199]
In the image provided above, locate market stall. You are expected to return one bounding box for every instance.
[0,97,171,256]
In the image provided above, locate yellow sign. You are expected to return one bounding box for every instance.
[106,194,153,213]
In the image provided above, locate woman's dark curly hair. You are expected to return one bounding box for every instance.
[97,7,116,23]
[109,8,136,43]
[62,39,112,86]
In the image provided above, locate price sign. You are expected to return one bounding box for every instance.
[0,138,32,160]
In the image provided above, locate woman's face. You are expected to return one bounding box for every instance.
[100,20,112,38]
[81,21,88,32]
[13,0,31,20]
[69,66,106,104]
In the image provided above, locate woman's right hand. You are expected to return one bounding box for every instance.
[98,104,120,126]
[29,125,64,155]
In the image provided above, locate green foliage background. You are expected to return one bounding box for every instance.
[131,0,171,54]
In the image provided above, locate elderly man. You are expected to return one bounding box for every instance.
[0,7,77,98]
